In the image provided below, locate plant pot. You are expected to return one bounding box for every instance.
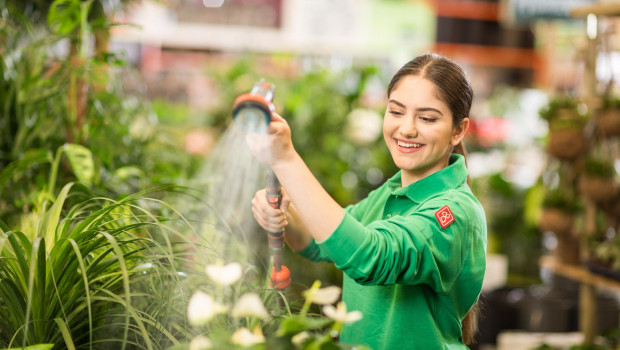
[586,260,620,282]
[597,109,620,137]
[546,128,585,160]
[539,208,575,234]
[578,175,618,204]
[554,233,581,266]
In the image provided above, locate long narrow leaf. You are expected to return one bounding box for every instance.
[53,318,76,350]
[39,182,73,250]
[67,238,93,350]
[99,232,153,350]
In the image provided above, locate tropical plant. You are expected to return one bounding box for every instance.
[0,181,210,349]
[0,0,200,228]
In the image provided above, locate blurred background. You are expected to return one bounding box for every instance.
[2,0,620,349]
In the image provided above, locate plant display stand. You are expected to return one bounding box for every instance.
[538,2,620,346]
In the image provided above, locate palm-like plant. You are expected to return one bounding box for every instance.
[0,183,206,349]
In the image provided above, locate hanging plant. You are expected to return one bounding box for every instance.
[540,96,588,160]
[538,190,581,234]
[596,97,620,138]
[578,158,618,204]
[538,190,582,265]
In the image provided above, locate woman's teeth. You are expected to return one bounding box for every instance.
[397,140,422,148]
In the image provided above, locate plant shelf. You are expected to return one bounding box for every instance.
[540,256,620,292]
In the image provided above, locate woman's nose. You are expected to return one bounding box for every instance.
[399,117,418,137]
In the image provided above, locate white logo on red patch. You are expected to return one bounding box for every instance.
[435,205,455,229]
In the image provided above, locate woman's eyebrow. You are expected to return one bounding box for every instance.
[416,107,443,116]
[388,99,443,116]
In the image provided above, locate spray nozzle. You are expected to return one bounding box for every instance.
[232,79,275,133]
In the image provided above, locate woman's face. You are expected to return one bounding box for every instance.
[383,75,468,186]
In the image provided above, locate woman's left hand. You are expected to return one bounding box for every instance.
[245,112,296,166]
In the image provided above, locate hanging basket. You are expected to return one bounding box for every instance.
[546,128,585,160]
[538,208,575,234]
[578,175,618,204]
[597,109,620,138]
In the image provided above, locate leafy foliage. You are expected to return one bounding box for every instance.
[0,183,200,349]
[583,158,616,178]
[541,190,581,213]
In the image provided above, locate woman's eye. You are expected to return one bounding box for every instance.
[420,116,437,122]
[389,110,404,116]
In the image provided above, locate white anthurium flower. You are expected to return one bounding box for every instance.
[231,293,270,320]
[303,285,341,305]
[231,326,265,346]
[187,291,228,326]
[189,335,213,350]
[205,262,243,286]
[322,301,362,323]
[291,331,309,346]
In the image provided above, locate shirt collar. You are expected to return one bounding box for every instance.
[386,154,468,203]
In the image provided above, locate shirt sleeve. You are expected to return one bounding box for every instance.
[296,203,363,263]
[317,197,470,293]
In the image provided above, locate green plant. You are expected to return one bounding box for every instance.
[181,267,369,350]
[538,95,580,121]
[0,0,200,227]
[583,158,616,178]
[0,183,205,349]
[541,190,581,213]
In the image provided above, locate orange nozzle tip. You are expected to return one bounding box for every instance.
[270,266,291,290]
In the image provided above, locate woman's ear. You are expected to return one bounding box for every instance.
[451,118,470,146]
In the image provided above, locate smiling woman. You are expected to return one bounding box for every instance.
[384,75,469,186]
[249,53,486,350]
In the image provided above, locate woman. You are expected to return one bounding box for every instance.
[249,53,487,349]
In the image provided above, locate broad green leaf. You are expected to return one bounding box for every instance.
[47,0,81,35]
[63,144,95,187]
[113,166,144,181]
[276,315,333,337]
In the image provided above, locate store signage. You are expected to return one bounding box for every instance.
[507,0,595,22]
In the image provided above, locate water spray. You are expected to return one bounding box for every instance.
[233,80,291,291]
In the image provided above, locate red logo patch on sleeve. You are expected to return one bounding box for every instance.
[435,205,455,229]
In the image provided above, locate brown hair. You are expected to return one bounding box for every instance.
[387,53,478,345]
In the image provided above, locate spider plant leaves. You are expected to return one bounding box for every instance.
[0,186,192,349]
[38,182,73,251]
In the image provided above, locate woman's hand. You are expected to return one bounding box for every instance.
[251,188,292,233]
[245,113,295,167]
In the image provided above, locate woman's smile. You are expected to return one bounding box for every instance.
[394,138,424,153]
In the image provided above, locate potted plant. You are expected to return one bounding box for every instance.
[596,97,620,138]
[538,190,582,265]
[539,96,588,160]
[587,232,620,282]
[578,158,618,204]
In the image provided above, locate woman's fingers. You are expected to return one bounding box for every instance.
[251,189,288,232]
[252,206,287,233]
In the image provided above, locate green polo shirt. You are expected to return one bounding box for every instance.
[299,154,487,350]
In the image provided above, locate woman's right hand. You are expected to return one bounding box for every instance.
[251,188,291,233]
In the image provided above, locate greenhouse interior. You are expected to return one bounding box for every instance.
[2,0,620,349]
